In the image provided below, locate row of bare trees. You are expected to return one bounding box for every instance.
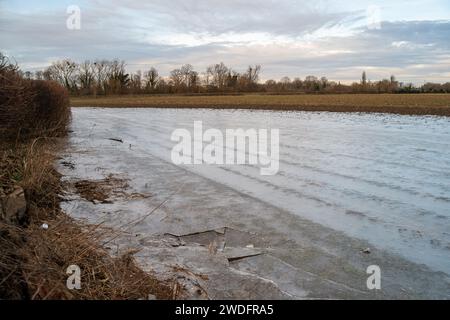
[27,60,262,95]
[22,60,450,95]
[29,60,131,95]
[265,73,450,94]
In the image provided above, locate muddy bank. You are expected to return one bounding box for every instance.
[59,108,450,299]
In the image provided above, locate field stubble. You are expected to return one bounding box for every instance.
[71,94,450,116]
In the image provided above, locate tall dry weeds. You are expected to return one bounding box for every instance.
[0,140,174,300]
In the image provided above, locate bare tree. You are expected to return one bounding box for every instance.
[265,79,277,91]
[45,60,78,92]
[246,65,261,86]
[144,67,160,92]
[130,70,143,94]
[280,76,291,84]
[292,77,303,90]
[188,70,199,91]
[93,60,108,95]
[180,64,193,87]
[35,70,44,80]
[170,68,184,92]
[107,60,129,94]
[320,76,328,89]
[304,75,319,92]
[24,71,33,80]
[207,62,229,90]
[225,70,239,89]
[78,60,95,94]
[362,71,367,86]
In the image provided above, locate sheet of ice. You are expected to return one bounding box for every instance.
[63,108,450,276]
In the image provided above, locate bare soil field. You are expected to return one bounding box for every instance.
[71,94,450,116]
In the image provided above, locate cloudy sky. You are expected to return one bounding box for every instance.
[1,0,449,84]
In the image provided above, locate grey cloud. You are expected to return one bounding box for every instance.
[0,8,172,67]
[258,20,450,81]
[0,1,449,84]
[91,0,359,36]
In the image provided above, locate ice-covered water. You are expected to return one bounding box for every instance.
[68,108,450,275]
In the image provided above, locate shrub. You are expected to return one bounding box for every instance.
[0,53,71,141]
[30,80,71,136]
[0,56,34,140]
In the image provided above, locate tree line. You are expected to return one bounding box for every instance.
[21,59,450,95]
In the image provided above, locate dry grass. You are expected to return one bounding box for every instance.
[0,141,174,300]
[72,175,151,204]
[0,214,173,300]
[0,140,63,221]
[71,93,450,116]
[73,175,129,204]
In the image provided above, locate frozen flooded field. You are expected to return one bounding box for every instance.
[59,108,450,299]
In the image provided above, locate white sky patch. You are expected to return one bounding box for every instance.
[392,41,411,48]
[146,32,301,47]
[391,41,435,49]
